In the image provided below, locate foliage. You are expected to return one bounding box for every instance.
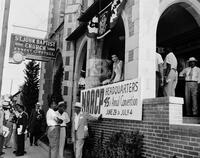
[52,64,64,104]
[84,130,143,158]
[21,60,40,116]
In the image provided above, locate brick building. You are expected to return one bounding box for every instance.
[41,0,200,157]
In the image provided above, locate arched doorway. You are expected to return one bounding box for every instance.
[75,41,87,102]
[100,15,125,83]
[102,15,125,61]
[156,2,200,115]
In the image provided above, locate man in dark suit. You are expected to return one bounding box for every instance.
[29,102,45,146]
[15,104,28,156]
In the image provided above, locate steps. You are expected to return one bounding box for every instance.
[183,116,200,124]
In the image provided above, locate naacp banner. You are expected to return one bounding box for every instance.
[81,78,142,120]
[9,34,56,63]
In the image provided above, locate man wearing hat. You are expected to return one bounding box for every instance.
[72,102,102,158]
[56,101,70,158]
[15,104,28,156]
[29,102,45,146]
[180,57,200,116]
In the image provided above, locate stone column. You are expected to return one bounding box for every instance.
[85,38,103,89]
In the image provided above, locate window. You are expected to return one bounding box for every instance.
[63,86,68,95]
[67,28,72,36]
[64,71,69,80]
[66,41,71,51]
[68,14,72,23]
[65,57,70,65]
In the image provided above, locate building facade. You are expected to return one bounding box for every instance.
[41,0,200,157]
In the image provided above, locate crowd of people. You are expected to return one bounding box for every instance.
[156,48,200,116]
[0,100,45,157]
[46,96,102,158]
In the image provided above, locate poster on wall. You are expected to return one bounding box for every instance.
[9,33,56,64]
[81,78,142,120]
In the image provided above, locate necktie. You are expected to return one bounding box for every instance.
[189,68,193,80]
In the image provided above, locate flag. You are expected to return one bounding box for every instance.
[87,16,99,38]
[110,0,127,29]
[97,2,112,39]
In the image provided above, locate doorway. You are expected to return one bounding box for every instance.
[157,3,200,116]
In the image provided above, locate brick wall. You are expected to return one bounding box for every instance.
[89,97,200,158]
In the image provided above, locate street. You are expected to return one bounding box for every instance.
[2,139,48,158]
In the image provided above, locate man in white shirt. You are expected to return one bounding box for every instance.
[72,102,102,158]
[56,101,70,158]
[163,49,178,96]
[46,99,63,158]
[156,52,164,97]
[179,57,200,116]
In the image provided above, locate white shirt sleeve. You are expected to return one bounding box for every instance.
[179,68,187,77]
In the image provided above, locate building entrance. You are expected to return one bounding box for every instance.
[157,3,200,116]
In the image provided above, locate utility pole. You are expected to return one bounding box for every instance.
[0,0,11,95]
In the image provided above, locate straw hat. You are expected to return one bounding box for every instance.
[187,57,197,62]
[58,101,65,107]
[74,102,82,108]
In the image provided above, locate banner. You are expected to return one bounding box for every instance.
[81,78,142,120]
[97,2,112,39]
[87,0,127,39]
[110,0,127,29]
[87,16,98,38]
[9,34,56,64]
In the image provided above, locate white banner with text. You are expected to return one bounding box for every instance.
[81,78,142,120]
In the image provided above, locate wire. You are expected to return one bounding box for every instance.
[12,25,48,33]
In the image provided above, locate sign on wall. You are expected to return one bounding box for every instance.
[9,33,56,63]
[81,78,142,120]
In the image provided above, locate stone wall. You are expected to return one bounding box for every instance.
[89,97,200,158]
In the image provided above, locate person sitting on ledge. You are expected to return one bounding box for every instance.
[78,70,86,90]
[102,54,123,85]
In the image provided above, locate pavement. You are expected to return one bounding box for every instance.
[1,139,48,158]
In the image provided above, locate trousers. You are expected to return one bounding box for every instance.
[164,69,178,96]
[0,135,4,153]
[47,126,60,158]
[16,134,25,154]
[185,82,198,115]
[58,127,66,158]
[74,139,84,158]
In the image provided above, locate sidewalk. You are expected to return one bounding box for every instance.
[2,139,48,158]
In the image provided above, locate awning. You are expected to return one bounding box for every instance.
[78,0,113,22]
[66,22,87,41]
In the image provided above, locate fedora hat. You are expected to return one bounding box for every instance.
[74,102,82,108]
[187,57,197,62]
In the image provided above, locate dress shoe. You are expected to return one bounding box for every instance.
[34,143,38,146]
[0,152,5,156]
[15,153,24,156]
[24,151,27,154]
[13,151,16,154]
